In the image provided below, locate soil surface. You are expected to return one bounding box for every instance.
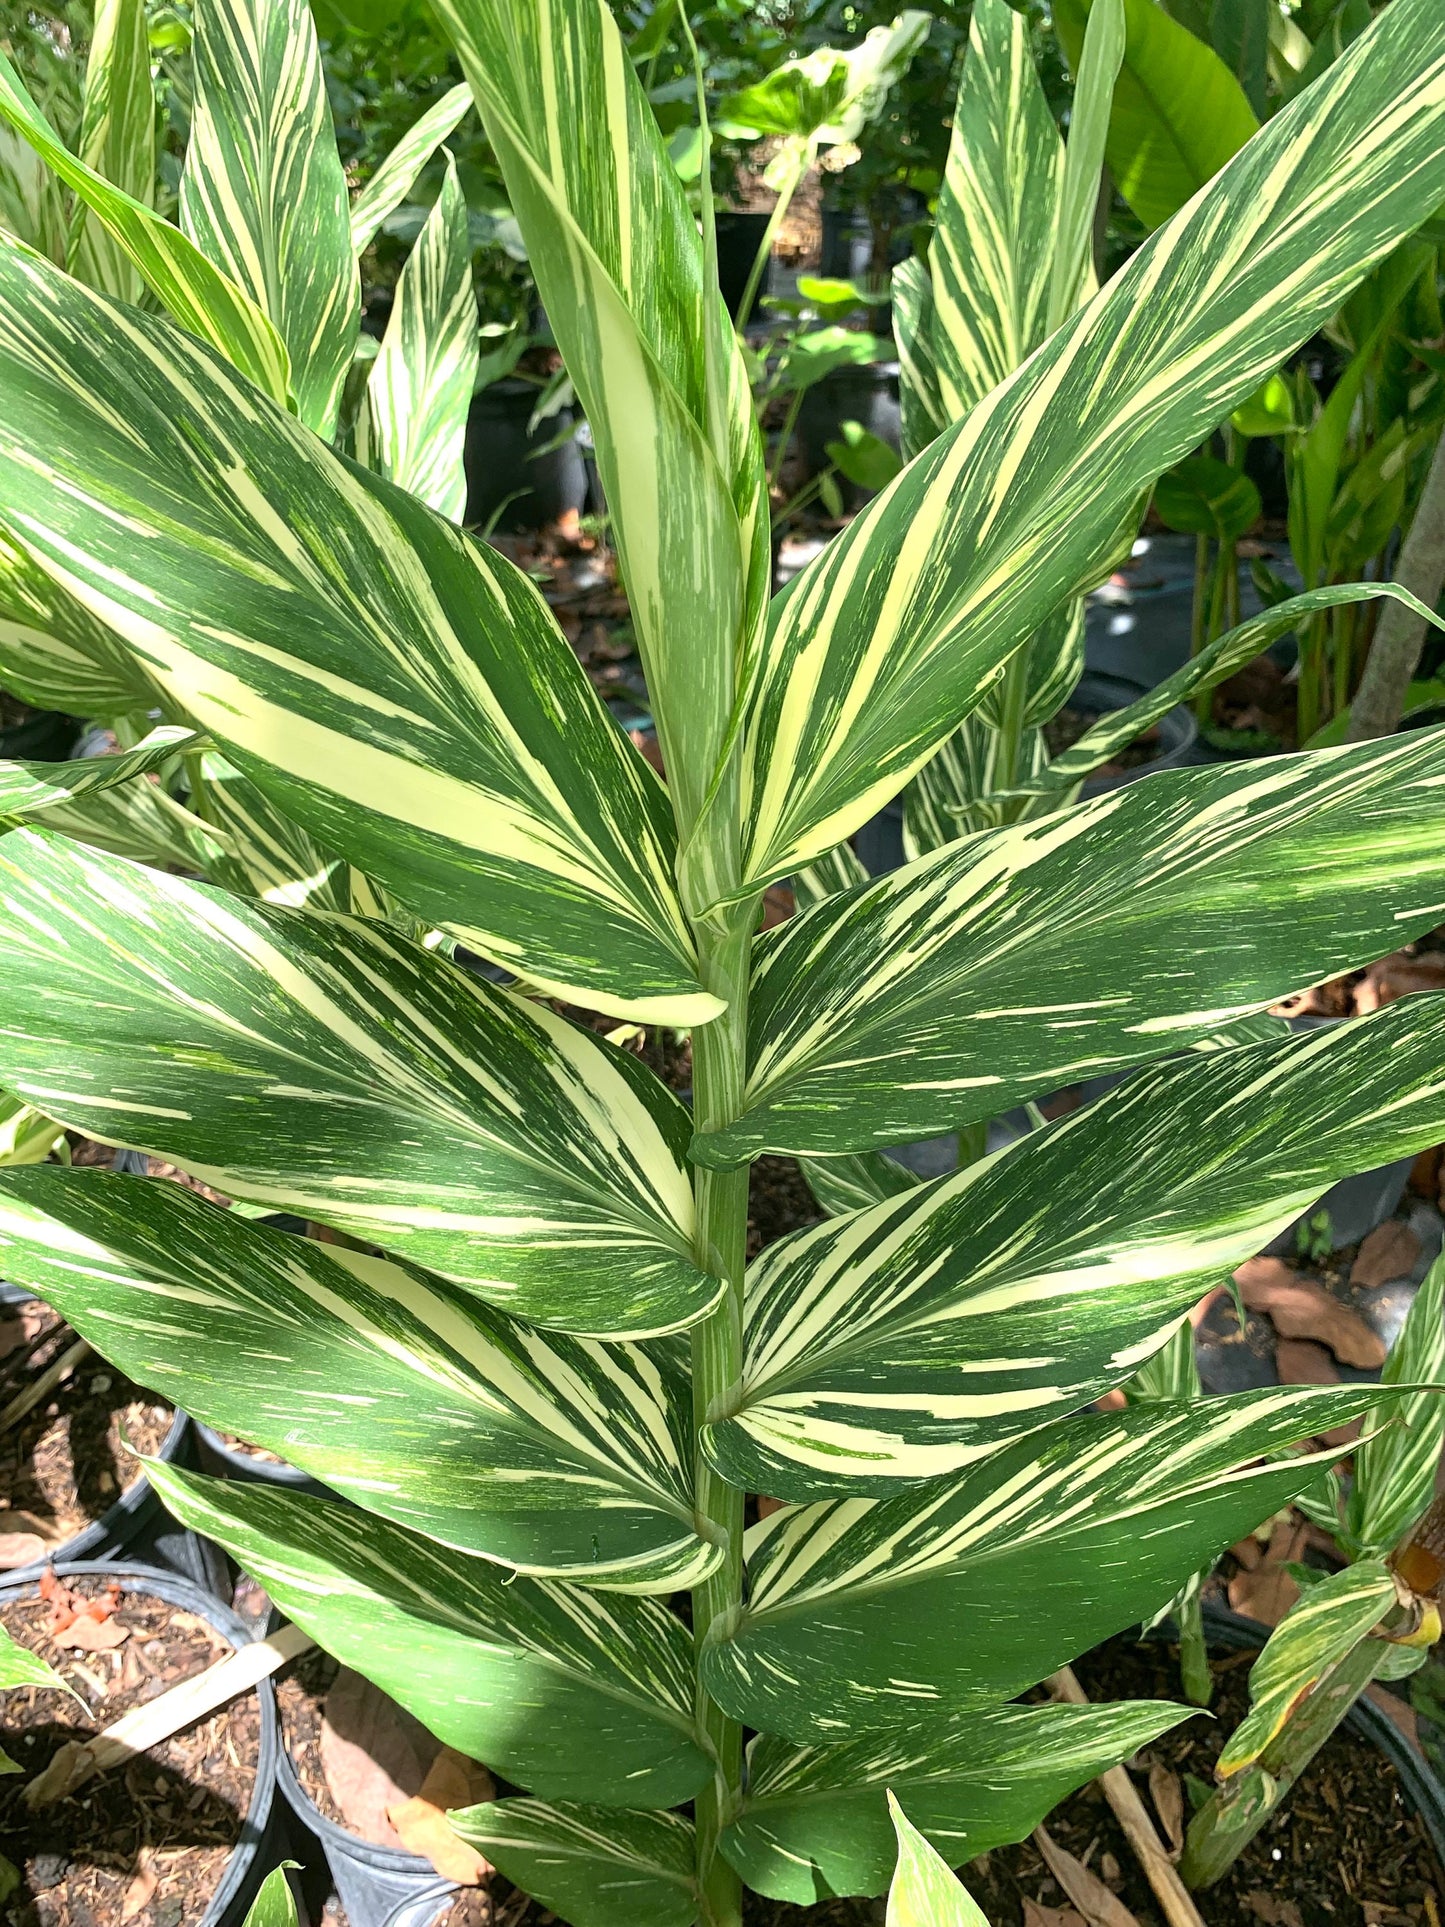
[748,1156,822,1258]
[0,1300,174,1564]
[0,1576,260,1927]
[969,1634,1445,1927]
[0,693,36,731]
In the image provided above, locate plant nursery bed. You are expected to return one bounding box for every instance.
[0,1299,174,1568]
[968,1634,1445,1927]
[0,1575,261,1927]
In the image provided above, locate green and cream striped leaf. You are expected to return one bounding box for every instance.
[902,714,1047,858]
[1005,583,1445,811]
[242,1868,298,1927]
[1186,1012,1290,1055]
[736,0,1445,891]
[180,0,358,438]
[701,1384,1409,1741]
[791,839,868,914]
[0,1621,75,1696]
[699,727,1445,1166]
[66,0,155,303]
[147,1465,711,1807]
[722,1699,1190,1904]
[450,1800,696,1927]
[190,750,352,911]
[885,1797,988,1927]
[928,0,1062,421]
[796,1149,920,1220]
[890,257,945,463]
[1216,1559,1397,1774]
[1347,1248,1445,1560]
[0,247,713,1022]
[0,520,160,722]
[365,155,477,523]
[349,82,473,257]
[0,832,715,1339]
[0,1092,65,1168]
[33,780,219,871]
[706,995,1445,1497]
[432,0,769,859]
[0,61,291,408]
[1046,0,1122,334]
[0,1168,718,1589]
[0,724,197,822]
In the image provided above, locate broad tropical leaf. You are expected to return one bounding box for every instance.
[148,1465,712,1807]
[795,1148,919,1219]
[1347,1249,1445,1559]
[0,1168,719,1589]
[737,0,1445,891]
[0,832,716,1339]
[365,155,477,522]
[450,1800,697,1927]
[1154,455,1261,541]
[0,724,198,822]
[32,780,217,871]
[66,0,155,302]
[349,82,473,256]
[0,520,160,720]
[1053,0,1259,228]
[885,1796,988,1927]
[699,728,1445,1165]
[1047,0,1123,333]
[0,246,715,1023]
[432,0,769,864]
[190,749,352,910]
[890,255,945,460]
[181,0,358,437]
[701,1384,1416,1739]
[706,994,1445,1496]
[1216,1559,1397,1773]
[720,1699,1190,1902]
[0,55,291,406]
[928,0,1062,420]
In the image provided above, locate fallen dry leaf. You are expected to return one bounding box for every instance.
[1273,1337,1341,1387]
[1234,1259,1384,1368]
[0,1533,46,1570]
[1228,1517,1308,1626]
[321,1667,438,1848]
[1350,1220,1423,1291]
[388,1743,496,1877]
[1147,1759,1184,1855]
[1352,955,1445,1014]
[1023,1904,1088,1927]
[121,1848,158,1924]
[1410,1146,1443,1198]
[1032,1826,1142,1927]
[1243,1896,1303,1927]
[57,1612,129,1651]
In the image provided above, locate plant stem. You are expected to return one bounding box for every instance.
[1177,1594,1213,1708]
[956,1118,988,1171]
[994,650,1031,795]
[734,144,808,336]
[1190,536,1210,726]
[1346,425,1445,739]
[1180,1633,1384,1889]
[767,386,807,499]
[689,911,754,1927]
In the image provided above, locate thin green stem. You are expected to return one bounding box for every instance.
[994,651,1031,796]
[734,145,808,335]
[1177,1595,1212,1708]
[1190,535,1210,725]
[689,912,754,1927]
[767,386,806,498]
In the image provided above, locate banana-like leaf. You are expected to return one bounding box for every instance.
[885,1797,988,1927]
[0,247,715,1024]
[702,1384,1415,1740]
[181,0,358,438]
[928,0,1062,420]
[0,832,715,1339]
[0,724,197,822]
[1004,582,1445,809]
[0,1169,719,1589]
[148,1465,711,1807]
[796,1148,919,1219]
[433,0,768,858]
[366,155,477,522]
[706,995,1445,1497]
[722,1698,1190,1903]
[1054,0,1259,228]
[450,1800,697,1927]
[1216,1558,1397,1773]
[891,257,945,461]
[191,749,352,910]
[66,0,155,303]
[700,727,1445,1165]
[1347,1249,1445,1560]
[0,57,291,407]
[0,521,159,722]
[349,82,473,256]
[737,0,1445,891]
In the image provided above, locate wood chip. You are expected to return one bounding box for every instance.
[1033,1826,1142,1927]
[1148,1760,1184,1855]
[120,1847,158,1923]
[0,1532,46,1570]
[1243,1896,1304,1927]
[1023,1904,1088,1927]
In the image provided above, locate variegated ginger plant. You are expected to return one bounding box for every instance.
[2,2,1445,1923]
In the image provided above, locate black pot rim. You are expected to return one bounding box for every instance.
[0,1559,278,1927]
[193,1422,324,1491]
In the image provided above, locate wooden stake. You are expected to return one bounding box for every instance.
[0,1337,89,1435]
[1044,1665,1207,1927]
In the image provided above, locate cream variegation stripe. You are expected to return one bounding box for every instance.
[350,83,473,256]
[0,1168,718,1590]
[181,0,358,437]
[702,1385,1407,1739]
[66,0,155,304]
[148,1464,712,1805]
[740,0,1445,888]
[0,243,714,1023]
[707,994,1445,1496]
[699,727,1445,1165]
[1347,1249,1445,1560]
[366,156,477,523]
[0,831,716,1340]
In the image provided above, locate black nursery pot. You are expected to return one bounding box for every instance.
[463,379,588,534]
[0,707,82,762]
[192,1421,335,1499]
[797,361,902,509]
[715,210,771,321]
[0,1560,285,1927]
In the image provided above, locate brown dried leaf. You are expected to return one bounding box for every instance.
[1023,1904,1088,1927]
[321,1667,436,1848]
[57,1613,129,1651]
[1273,1337,1341,1387]
[388,1794,491,1884]
[1243,1896,1303,1927]
[1234,1260,1385,1368]
[1352,955,1445,1015]
[0,1533,46,1570]
[1032,1827,1142,1927]
[1350,1221,1423,1291]
[121,1848,158,1923]
[1228,1517,1307,1627]
[1147,1759,1184,1854]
